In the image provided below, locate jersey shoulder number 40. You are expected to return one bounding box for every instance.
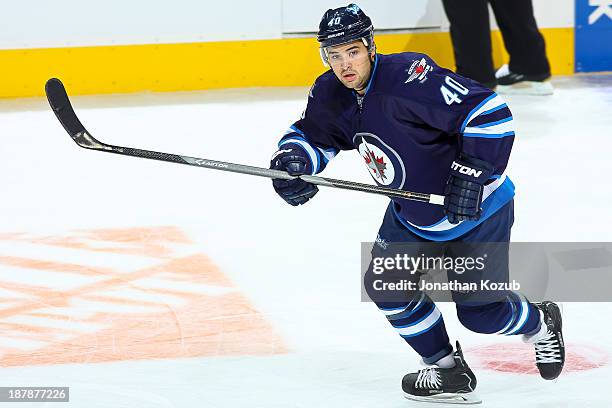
[440,76,469,105]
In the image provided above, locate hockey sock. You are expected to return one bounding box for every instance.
[378,293,452,364]
[434,350,457,368]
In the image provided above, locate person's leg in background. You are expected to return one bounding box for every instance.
[489,0,553,94]
[441,0,497,88]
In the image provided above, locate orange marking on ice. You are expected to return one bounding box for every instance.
[0,280,58,299]
[0,227,286,366]
[0,255,114,276]
[0,254,232,318]
[82,226,192,244]
[0,321,62,334]
[0,233,26,240]
[24,226,192,258]
[80,293,167,307]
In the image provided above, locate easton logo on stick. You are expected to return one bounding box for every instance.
[193,159,228,168]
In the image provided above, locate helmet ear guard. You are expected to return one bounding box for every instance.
[362,35,376,56]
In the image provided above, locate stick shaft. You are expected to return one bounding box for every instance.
[46,78,445,206]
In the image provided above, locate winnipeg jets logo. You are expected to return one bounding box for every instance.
[354,134,403,187]
[347,4,361,14]
[405,58,431,84]
[362,147,388,181]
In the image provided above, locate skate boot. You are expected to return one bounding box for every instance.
[402,341,480,404]
[495,64,554,95]
[523,301,565,380]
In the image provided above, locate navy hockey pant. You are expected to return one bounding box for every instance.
[363,200,541,364]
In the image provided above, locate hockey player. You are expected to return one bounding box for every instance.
[269,4,564,403]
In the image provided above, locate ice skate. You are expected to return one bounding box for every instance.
[524,301,565,380]
[402,342,481,404]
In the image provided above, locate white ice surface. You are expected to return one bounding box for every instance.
[0,75,611,407]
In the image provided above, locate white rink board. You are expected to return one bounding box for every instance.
[1,0,574,50]
[282,0,445,32]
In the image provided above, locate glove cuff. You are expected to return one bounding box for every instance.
[271,142,316,175]
[278,138,320,174]
[449,154,494,184]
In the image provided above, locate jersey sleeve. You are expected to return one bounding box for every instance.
[277,74,353,174]
[401,54,515,178]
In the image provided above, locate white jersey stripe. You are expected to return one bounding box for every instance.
[463,94,507,130]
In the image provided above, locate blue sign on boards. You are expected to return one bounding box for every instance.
[575,1,612,72]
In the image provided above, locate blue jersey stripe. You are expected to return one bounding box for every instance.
[463,131,515,139]
[460,93,498,132]
[479,103,508,117]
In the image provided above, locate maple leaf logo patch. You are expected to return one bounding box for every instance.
[362,148,388,181]
[405,58,432,84]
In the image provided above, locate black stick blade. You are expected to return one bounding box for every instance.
[45,78,109,150]
[45,78,86,137]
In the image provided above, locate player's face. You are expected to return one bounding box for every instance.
[326,41,374,94]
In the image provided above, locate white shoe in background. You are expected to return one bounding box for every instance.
[495,64,554,95]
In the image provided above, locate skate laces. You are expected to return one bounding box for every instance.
[415,367,442,389]
[534,330,562,363]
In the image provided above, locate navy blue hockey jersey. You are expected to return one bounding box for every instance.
[277,53,515,241]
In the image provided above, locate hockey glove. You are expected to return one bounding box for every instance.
[270,144,318,206]
[444,154,495,224]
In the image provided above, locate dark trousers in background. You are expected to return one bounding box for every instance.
[441,0,550,85]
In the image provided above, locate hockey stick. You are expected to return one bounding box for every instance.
[45,78,444,205]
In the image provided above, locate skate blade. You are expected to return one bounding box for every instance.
[496,81,554,96]
[404,392,482,405]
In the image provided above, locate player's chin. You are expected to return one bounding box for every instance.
[342,78,361,89]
